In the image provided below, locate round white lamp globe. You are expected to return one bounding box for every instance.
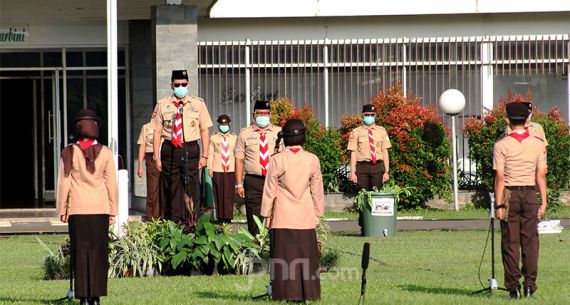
[439,89,466,115]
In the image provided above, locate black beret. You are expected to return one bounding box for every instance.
[506,102,530,120]
[362,104,376,113]
[217,114,231,124]
[74,109,99,123]
[254,100,271,111]
[171,70,188,82]
[281,119,306,137]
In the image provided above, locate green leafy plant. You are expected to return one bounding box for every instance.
[341,83,451,208]
[37,237,70,280]
[109,222,163,278]
[320,248,341,272]
[464,91,570,210]
[354,181,413,211]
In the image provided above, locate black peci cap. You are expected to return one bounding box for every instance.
[171,70,189,82]
[74,109,99,123]
[362,104,375,113]
[254,100,271,111]
[217,114,231,124]
[506,102,530,120]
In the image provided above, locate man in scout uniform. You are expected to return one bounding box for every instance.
[153,70,213,226]
[137,108,161,221]
[207,114,237,224]
[348,104,391,190]
[505,102,548,145]
[493,102,548,299]
[235,100,282,235]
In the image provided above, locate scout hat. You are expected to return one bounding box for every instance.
[280,119,306,147]
[254,100,271,111]
[171,70,189,82]
[520,102,533,113]
[281,119,306,137]
[217,114,231,124]
[506,102,530,120]
[362,104,375,113]
[74,108,99,123]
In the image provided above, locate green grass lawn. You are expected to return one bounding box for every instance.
[1,229,569,305]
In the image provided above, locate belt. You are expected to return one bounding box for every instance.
[506,185,535,191]
[165,140,198,145]
[357,160,383,164]
[245,174,265,179]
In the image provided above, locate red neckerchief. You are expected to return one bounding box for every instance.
[287,147,302,153]
[509,130,530,143]
[78,139,96,150]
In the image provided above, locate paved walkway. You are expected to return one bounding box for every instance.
[1,209,568,234]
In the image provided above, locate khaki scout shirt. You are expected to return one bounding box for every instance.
[136,123,156,153]
[152,95,213,142]
[347,125,392,162]
[207,132,237,173]
[260,147,325,229]
[506,121,548,146]
[56,145,118,217]
[493,134,548,186]
[235,124,282,176]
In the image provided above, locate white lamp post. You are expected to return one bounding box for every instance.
[439,89,466,211]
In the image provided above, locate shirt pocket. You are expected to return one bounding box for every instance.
[145,129,154,144]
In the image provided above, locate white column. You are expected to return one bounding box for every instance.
[107,0,119,166]
[481,42,494,113]
[451,115,459,211]
[245,40,251,126]
[402,43,407,97]
[324,40,330,128]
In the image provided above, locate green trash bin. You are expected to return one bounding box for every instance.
[362,192,397,237]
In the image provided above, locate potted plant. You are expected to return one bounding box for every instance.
[355,182,412,237]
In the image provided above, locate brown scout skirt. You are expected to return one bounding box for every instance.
[68,214,109,298]
[270,228,321,301]
[212,171,236,222]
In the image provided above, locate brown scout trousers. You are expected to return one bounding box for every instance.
[244,174,265,236]
[356,161,385,235]
[160,140,200,225]
[212,171,236,223]
[144,152,161,220]
[355,161,385,191]
[500,187,539,293]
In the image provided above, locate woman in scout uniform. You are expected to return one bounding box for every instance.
[57,109,118,305]
[348,104,391,191]
[207,114,237,224]
[261,119,325,302]
[493,102,548,299]
[137,109,161,220]
[235,100,282,235]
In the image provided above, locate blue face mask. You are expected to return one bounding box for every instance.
[173,86,189,98]
[255,115,270,128]
[363,115,375,126]
[219,125,230,133]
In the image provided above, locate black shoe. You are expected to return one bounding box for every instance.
[92,297,101,305]
[509,287,521,299]
[79,298,89,305]
[524,287,533,298]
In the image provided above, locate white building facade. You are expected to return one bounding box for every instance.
[0,0,568,209]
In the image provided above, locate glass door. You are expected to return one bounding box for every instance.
[40,70,62,201]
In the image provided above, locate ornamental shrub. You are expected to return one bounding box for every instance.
[464,91,570,210]
[270,98,343,192]
[340,83,452,209]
